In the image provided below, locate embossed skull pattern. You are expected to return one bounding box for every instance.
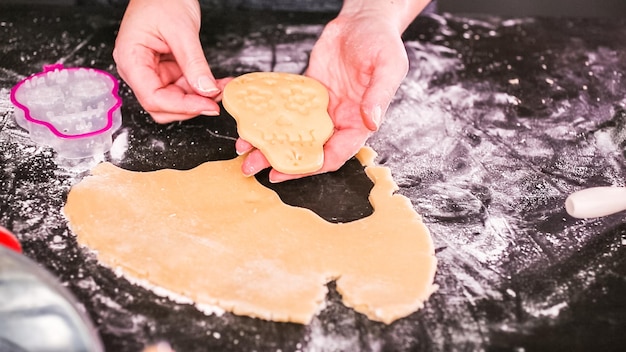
[223,72,334,174]
[10,64,122,158]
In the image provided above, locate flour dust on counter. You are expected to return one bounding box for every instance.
[369,14,626,349]
[2,5,626,352]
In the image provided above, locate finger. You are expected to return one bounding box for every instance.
[114,44,169,105]
[114,44,219,122]
[213,77,234,102]
[360,51,409,131]
[156,58,188,87]
[147,86,221,123]
[163,24,220,98]
[151,65,233,121]
[269,128,370,183]
[241,149,271,177]
[235,138,255,155]
[268,169,309,183]
[149,111,202,124]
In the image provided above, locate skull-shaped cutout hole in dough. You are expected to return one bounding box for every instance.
[223,72,334,174]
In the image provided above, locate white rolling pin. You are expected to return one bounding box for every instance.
[565,186,626,219]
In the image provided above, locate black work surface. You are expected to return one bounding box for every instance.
[1,5,626,352]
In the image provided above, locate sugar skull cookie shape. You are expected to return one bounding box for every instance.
[223,72,334,174]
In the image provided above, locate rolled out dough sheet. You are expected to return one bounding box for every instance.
[64,147,437,324]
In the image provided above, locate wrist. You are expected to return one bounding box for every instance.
[339,0,431,33]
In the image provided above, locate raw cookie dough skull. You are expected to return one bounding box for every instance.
[223,72,334,174]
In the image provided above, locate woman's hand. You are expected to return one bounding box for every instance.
[113,0,230,123]
[237,8,412,182]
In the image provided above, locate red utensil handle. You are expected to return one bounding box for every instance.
[0,226,22,253]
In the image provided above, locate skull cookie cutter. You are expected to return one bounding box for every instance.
[223,72,334,174]
[10,64,122,159]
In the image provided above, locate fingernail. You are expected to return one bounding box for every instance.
[269,172,294,183]
[197,76,220,95]
[235,144,253,156]
[242,164,256,177]
[268,175,283,183]
[201,110,220,116]
[371,105,382,129]
[155,342,174,352]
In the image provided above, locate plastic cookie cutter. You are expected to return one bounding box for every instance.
[10,64,122,159]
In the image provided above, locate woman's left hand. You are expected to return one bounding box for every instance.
[236,11,410,182]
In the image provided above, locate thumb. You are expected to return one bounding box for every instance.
[361,54,408,131]
[167,29,220,98]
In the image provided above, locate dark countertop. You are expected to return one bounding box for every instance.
[1,5,626,352]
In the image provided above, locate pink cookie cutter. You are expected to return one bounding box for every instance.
[10,64,123,159]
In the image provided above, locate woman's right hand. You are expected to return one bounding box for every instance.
[113,0,231,123]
